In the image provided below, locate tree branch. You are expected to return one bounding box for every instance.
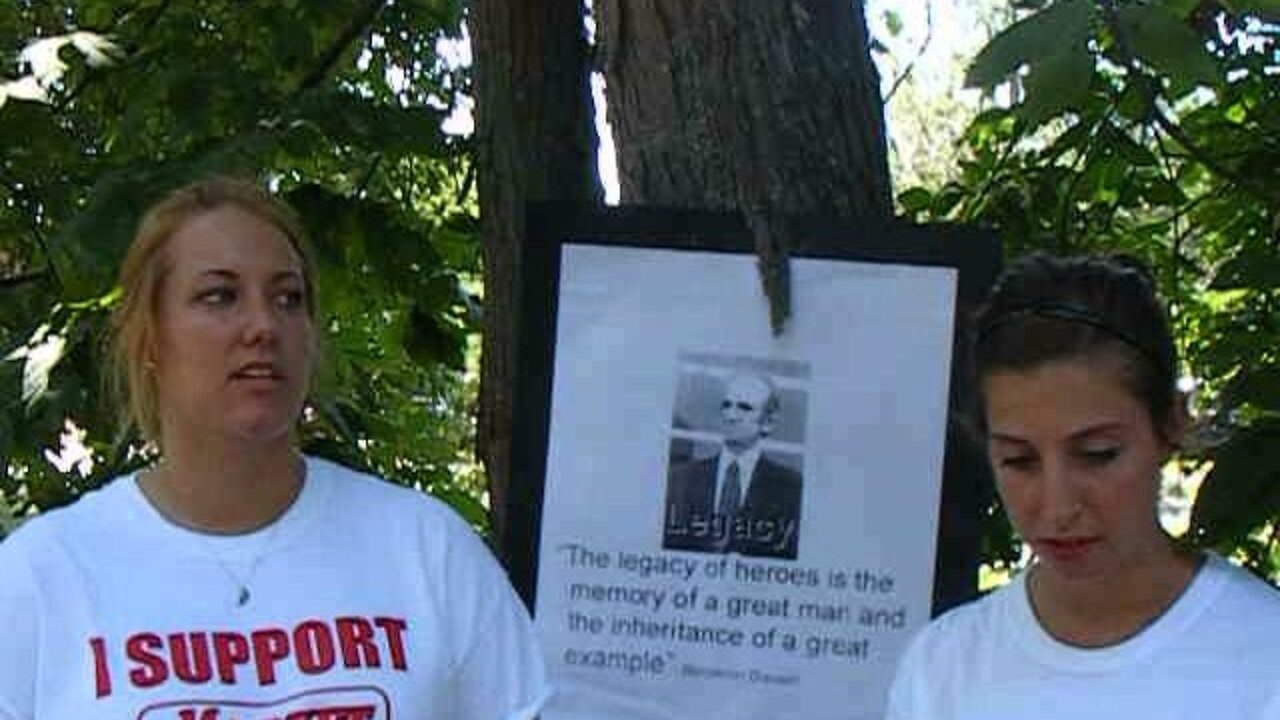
[0,268,48,290]
[455,158,476,208]
[960,128,1019,222]
[884,0,934,104]
[1055,114,1112,252]
[1152,126,1190,306]
[1262,517,1280,575]
[0,172,62,290]
[355,153,383,197]
[296,0,386,94]
[1101,4,1280,208]
[59,0,177,110]
[1150,105,1280,207]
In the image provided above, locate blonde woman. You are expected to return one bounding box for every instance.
[0,178,548,719]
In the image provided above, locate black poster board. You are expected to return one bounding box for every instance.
[505,204,1000,720]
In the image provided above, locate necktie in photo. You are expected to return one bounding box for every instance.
[717,459,742,550]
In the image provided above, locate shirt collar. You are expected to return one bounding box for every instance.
[719,444,763,491]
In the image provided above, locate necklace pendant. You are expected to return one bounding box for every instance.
[237,586,250,606]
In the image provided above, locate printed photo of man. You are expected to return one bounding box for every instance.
[663,371,803,559]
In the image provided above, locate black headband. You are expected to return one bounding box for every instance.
[977,301,1171,376]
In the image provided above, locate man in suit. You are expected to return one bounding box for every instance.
[663,372,803,559]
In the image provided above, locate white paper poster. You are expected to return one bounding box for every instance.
[535,244,958,719]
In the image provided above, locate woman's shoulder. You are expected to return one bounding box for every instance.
[303,455,516,601]
[305,455,484,538]
[1200,553,1280,620]
[902,578,1020,663]
[888,579,1021,718]
[0,475,134,559]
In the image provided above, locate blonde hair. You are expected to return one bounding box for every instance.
[107,176,319,443]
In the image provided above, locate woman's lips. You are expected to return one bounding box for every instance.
[1035,537,1101,562]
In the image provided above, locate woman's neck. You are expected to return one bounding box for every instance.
[1027,542,1201,648]
[139,439,305,534]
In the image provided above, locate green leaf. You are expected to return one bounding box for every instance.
[293,89,449,158]
[430,224,480,270]
[966,0,1093,89]
[1210,244,1280,290]
[0,495,17,539]
[0,391,12,454]
[360,206,443,295]
[1018,41,1095,127]
[1190,421,1280,549]
[1045,119,1093,159]
[278,120,327,160]
[13,329,66,407]
[1105,125,1159,167]
[26,465,75,512]
[1226,365,1280,413]
[1076,154,1128,205]
[404,302,465,371]
[1221,0,1280,18]
[1115,78,1155,122]
[1139,177,1188,206]
[884,10,904,37]
[50,169,172,300]
[1113,6,1220,95]
[1,0,486,545]
[898,187,933,214]
[1160,0,1202,18]
[931,185,968,218]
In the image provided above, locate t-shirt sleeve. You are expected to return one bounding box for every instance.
[0,531,41,720]
[438,514,550,720]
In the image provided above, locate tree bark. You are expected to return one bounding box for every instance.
[468,0,598,557]
[594,1,985,607]
[598,0,892,328]
[598,0,891,215]
[470,0,982,616]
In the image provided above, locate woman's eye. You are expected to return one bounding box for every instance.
[1080,447,1120,465]
[275,289,305,309]
[196,287,234,305]
[997,456,1036,471]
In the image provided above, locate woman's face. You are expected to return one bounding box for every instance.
[984,356,1177,585]
[151,206,314,448]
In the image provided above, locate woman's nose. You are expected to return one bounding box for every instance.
[1041,462,1083,529]
[242,295,279,344]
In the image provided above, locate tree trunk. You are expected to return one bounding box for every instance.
[469,1,980,609]
[468,0,598,558]
[597,0,891,217]
[595,1,983,609]
[596,0,891,329]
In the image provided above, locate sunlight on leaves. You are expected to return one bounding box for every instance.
[20,32,120,84]
[0,75,47,107]
[23,338,65,406]
[7,328,68,407]
[2,32,120,110]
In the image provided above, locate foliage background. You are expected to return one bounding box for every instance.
[2,0,1279,583]
[894,0,1280,579]
[0,0,487,534]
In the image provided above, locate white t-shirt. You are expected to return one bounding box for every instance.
[0,456,550,720]
[887,554,1280,719]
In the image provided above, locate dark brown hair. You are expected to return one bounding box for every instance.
[975,252,1178,433]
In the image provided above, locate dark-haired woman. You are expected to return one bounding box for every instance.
[0,178,548,719]
[887,253,1280,718]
